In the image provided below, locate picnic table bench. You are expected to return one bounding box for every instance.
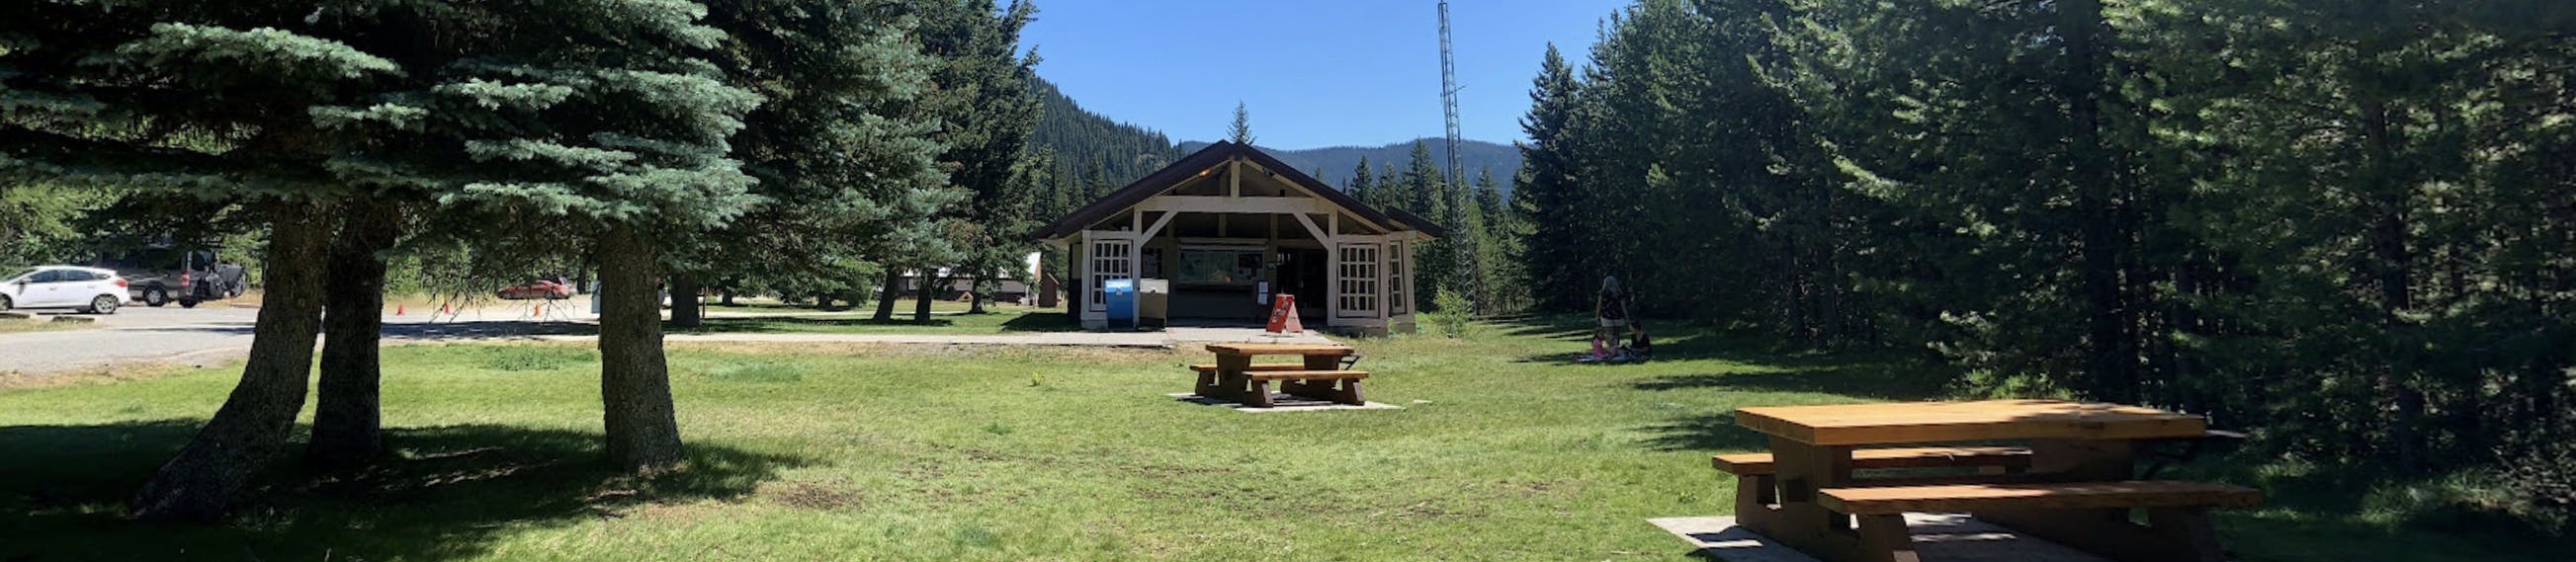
[1721,400,2262,562]
[1194,343,1367,408]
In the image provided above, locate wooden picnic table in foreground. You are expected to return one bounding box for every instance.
[1191,343,1368,408]
[1723,399,2261,562]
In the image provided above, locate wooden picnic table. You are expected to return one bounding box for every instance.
[1195,343,1366,408]
[1730,399,2256,562]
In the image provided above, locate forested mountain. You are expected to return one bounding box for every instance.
[1029,77,1180,194]
[1511,0,2576,524]
[1180,139,1521,195]
[1027,79,1522,214]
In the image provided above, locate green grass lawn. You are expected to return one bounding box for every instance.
[0,317,2561,561]
[703,297,990,316]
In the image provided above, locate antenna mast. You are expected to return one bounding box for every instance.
[1437,1,1481,314]
[1439,1,1463,184]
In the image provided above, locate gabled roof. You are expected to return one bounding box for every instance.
[1032,141,1448,240]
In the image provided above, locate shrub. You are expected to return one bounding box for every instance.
[1427,289,1473,338]
[2498,440,2576,535]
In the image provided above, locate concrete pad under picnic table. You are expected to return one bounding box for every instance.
[1649,515,2110,562]
[1165,393,1400,413]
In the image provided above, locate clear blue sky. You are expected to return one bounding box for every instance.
[1019,0,1629,150]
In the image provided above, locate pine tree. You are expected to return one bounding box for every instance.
[1229,101,1255,146]
[1027,76,1178,188]
[1514,44,1589,312]
[916,0,1040,321]
[1501,0,2576,493]
[0,0,760,518]
[676,0,946,329]
[1346,157,1377,202]
[1470,168,1526,313]
[1399,140,1456,309]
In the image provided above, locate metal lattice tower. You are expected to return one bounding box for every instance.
[1437,1,1481,314]
[1439,1,1464,183]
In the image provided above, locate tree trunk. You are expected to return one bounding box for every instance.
[309,201,403,471]
[873,269,902,321]
[2360,98,2423,472]
[669,273,704,328]
[719,290,737,306]
[2059,0,2137,405]
[967,275,988,314]
[129,201,336,522]
[596,225,684,471]
[912,274,937,323]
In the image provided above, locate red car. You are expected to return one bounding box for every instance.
[496,278,575,300]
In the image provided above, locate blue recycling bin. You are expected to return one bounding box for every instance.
[1102,279,1137,330]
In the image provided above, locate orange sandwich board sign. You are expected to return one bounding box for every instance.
[1266,294,1303,334]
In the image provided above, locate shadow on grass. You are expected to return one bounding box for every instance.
[671,311,1081,335]
[2160,451,2576,559]
[707,301,857,313]
[0,420,808,561]
[1489,314,1597,342]
[1635,411,1772,452]
[998,312,1081,332]
[387,321,600,339]
[1630,362,1951,402]
[682,316,957,334]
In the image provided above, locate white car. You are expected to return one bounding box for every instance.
[0,266,129,314]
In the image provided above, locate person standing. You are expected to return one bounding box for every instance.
[1594,276,1635,357]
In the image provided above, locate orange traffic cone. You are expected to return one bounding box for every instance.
[395,303,405,316]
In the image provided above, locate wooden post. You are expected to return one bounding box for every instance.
[1204,352,1249,402]
[1749,436,1873,562]
[1855,515,1921,562]
[1245,379,1274,408]
[1976,439,2229,562]
[1735,473,1777,520]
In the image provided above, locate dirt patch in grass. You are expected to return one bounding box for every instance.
[762,480,868,511]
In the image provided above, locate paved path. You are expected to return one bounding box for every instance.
[1649,515,2108,562]
[0,303,590,376]
[1,303,1331,376]
[520,326,1333,349]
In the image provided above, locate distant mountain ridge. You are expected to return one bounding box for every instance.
[1179,139,1521,196]
[1028,74,1521,199]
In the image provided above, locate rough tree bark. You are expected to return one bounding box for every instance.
[129,201,336,521]
[596,224,685,471]
[308,200,403,471]
[872,269,902,321]
[2059,0,2138,405]
[912,273,937,323]
[669,273,704,328]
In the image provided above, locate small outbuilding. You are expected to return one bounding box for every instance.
[1035,141,1446,335]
